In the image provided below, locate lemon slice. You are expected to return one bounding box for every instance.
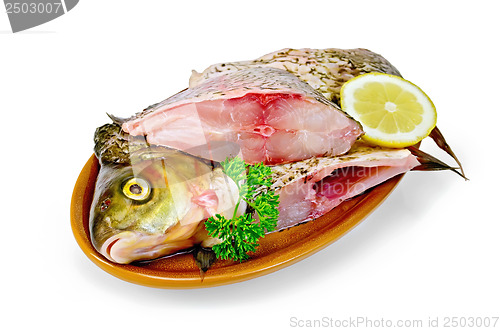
[340,73,437,148]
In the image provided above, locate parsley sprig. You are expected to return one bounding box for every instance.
[205,157,279,262]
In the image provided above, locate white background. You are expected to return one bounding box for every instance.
[1,1,498,330]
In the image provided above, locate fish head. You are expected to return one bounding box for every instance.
[89,148,215,264]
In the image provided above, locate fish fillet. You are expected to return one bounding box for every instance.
[122,67,362,164]
[266,142,419,230]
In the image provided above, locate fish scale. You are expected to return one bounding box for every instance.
[128,67,348,121]
[189,48,402,104]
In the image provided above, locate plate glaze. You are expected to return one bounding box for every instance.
[71,155,403,289]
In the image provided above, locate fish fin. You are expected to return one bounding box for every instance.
[184,140,241,163]
[408,146,469,180]
[192,189,218,209]
[190,190,219,223]
[189,70,202,87]
[193,246,216,280]
[107,113,128,125]
[94,123,131,165]
[428,126,466,178]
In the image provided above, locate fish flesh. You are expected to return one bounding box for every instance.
[268,143,418,229]
[120,67,363,165]
[90,124,419,264]
[190,48,465,177]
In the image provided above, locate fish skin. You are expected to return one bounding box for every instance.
[268,143,415,193]
[94,123,144,165]
[126,67,355,122]
[126,67,351,121]
[121,67,363,164]
[189,48,402,105]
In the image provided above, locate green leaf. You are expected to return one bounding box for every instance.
[221,156,246,184]
[204,157,280,262]
[252,191,279,232]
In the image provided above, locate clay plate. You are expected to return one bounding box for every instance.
[71,155,403,289]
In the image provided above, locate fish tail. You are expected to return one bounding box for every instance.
[428,126,466,178]
[408,146,468,180]
[193,245,216,280]
[107,113,127,125]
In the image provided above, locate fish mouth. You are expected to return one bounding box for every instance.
[99,231,195,264]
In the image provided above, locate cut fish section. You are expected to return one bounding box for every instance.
[266,143,420,230]
[121,67,362,164]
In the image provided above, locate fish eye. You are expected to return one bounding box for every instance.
[122,177,151,201]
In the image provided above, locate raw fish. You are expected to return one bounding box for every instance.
[120,67,362,165]
[267,142,419,229]
[90,124,421,264]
